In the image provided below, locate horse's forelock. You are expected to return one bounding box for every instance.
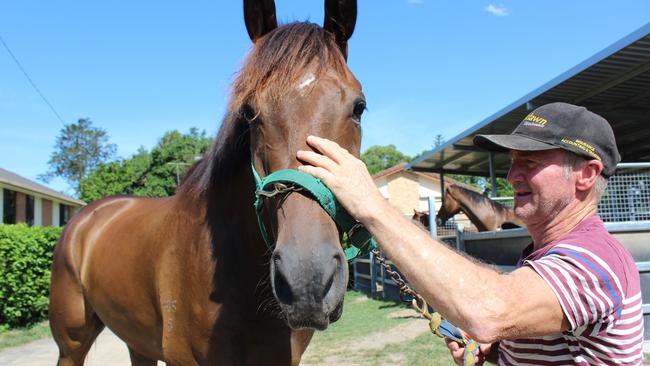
[178,22,348,199]
[229,22,348,112]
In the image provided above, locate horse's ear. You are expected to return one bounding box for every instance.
[323,0,357,60]
[244,0,278,42]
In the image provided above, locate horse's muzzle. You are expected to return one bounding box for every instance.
[270,243,348,330]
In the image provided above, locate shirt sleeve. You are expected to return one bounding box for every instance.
[523,243,623,331]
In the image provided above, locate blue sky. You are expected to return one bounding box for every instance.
[1,1,649,195]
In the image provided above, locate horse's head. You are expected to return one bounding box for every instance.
[412,210,430,230]
[237,0,361,330]
[436,186,461,227]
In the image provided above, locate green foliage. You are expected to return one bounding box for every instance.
[80,128,211,201]
[40,118,117,196]
[361,145,412,175]
[447,174,513,197]
[0,321,51,350]
[0,225,62,329]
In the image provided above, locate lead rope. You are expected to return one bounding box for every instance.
[371,248,480,366]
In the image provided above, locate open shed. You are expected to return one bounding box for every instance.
[409,22,650,183]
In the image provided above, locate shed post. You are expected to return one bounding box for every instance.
[439,169,446,207]
[428,196,438,238]
[369,250,376,298]
[488,152,498,198]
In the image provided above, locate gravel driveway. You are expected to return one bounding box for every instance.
[0,329,165,366]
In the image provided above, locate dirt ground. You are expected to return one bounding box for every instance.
[0,329,164,366]
[0,309,427,366]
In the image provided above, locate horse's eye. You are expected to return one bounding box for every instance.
[352,100,366,121]
[239,104,257,122]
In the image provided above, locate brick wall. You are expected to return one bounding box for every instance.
[386,173,421,216]
[15,192,26,223]
[42,199,53,226]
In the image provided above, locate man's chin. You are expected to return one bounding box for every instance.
[513,206,533,222]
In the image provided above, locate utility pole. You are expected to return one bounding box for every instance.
[166,162,190,186]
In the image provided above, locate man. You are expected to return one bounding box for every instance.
[297,102,644,365]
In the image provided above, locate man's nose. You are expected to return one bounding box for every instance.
[507,163,521,185]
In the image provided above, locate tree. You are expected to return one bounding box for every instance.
[134,128,211,197]
[79,128,212,201]
[361,145,412,175]
[40,118,116,196]
[434,134,445,148]
[79,148,151,202]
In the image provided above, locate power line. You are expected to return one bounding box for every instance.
[0,34,66,125]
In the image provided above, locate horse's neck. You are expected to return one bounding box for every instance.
[211,165,263,242]
[455,193,493,231]
[503,207,526,227]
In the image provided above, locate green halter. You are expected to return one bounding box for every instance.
[252,161,376,261]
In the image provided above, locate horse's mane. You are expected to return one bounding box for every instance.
[448,185,510,213]
[177,22,347,199]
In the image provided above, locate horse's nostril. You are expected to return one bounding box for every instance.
[322,269,335,300]
[273,256,293,305]
[322,255,340,299]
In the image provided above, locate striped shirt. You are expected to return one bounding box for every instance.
[498,216,644,365]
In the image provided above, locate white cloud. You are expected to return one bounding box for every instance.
[485,4,510,16]
[407,0,424,4]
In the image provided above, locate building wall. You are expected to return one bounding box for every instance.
[53,202,60,226]
[15,192,26,224]
[0,183,82,227]
[375,177,389,199]
[34,197,42,226]
[386,172,424,216]
[42,199,53,226]
[373,171,476,231]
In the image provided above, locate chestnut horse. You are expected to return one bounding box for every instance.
[49,1,363,365]
[434,184,525,232]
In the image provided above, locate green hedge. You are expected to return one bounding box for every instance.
[0,224,62,330]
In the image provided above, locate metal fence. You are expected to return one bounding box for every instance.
[436,217,457,236]
[598,163,650,222]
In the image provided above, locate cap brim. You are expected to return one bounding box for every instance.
[473,134,557,152]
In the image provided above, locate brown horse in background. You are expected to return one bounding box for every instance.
[434,184,525,232]
[49,1,363,365]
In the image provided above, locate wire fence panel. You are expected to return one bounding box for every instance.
[599,163,650,222]
[436,218,457,236]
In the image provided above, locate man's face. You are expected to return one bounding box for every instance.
[507,149,576,226]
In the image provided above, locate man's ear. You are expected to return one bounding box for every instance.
[576,159,604,192]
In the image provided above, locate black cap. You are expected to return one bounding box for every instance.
[474,102,621,177]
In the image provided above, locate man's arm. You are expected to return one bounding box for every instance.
[297,136,569,343]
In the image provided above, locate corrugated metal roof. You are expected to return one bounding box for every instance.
[410,22,650,177]
[0,168,86,206]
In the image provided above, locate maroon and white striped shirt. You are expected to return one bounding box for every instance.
[498,216,644,365]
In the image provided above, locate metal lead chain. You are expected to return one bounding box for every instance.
[371,249,443,338]
[371,248,419,303]
[256,183,303,198]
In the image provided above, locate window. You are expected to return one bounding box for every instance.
[3,189,16,224]
[59,203,70,226]
[25,195,34,226]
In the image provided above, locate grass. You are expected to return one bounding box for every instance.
[0,294,647,366]
[302,290,454,365]
[0,321,51,351]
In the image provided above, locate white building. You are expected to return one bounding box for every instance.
[372,163,477,231]
[0,168,85,227]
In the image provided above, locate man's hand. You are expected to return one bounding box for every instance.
[446,335,496,366]
[297,135,386,222]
